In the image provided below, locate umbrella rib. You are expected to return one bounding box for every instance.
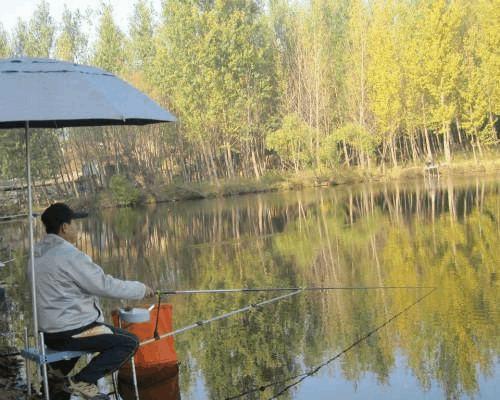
[0,70,114,77]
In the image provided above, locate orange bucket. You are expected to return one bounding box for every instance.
[112,304,178,386]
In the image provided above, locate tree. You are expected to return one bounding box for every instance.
[345,0,369,128]
[152,0,214,178]
[463,0,500,150]
[93,3,124,74]
[367,0,403,167]
[11,19,29,57]
[272,0,349,169]
[153,0,277,181]
[55,6,88,62]
[202,0,277,178]
[25,0,55,57]
[396,1,432,160]
[0,23,10,57]
[419,0,464,162]
[344,0,373,168]
[128,0,156,72]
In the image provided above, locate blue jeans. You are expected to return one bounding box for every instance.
[44,322,139,384]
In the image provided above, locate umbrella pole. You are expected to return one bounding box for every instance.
[25,121,39,348]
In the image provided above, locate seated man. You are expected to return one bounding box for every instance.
[32,203,154,400]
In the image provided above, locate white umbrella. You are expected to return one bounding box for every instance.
[0,57,175,127]
[0,57,175,398]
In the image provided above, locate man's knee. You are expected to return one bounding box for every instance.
[114,330,139,354]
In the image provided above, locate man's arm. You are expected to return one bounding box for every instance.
[66,252,147,300]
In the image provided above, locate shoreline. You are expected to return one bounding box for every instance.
[79,156,500,210]
[1,157,499,215]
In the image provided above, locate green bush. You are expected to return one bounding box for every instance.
[109,175,141,206]
[319,134,341,169]
[332,123,379,155]
[266,113,314,170]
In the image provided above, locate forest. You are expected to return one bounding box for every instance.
[0,0,498,202]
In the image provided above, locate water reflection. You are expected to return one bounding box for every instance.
[119,364,180,400]
[1,177,498,399]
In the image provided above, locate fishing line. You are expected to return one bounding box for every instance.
[158,285,434,295]
[225,287,436,400]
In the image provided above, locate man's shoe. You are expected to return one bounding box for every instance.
[64,377,110,400]
[52,391,71,400]
[47,366,70,400]
[47,365,66,381]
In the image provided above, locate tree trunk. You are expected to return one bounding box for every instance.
[343,140,350,167]
[251,149,260,180]
[390,135,398,167]
[421,96,433,159]
[455,117,463,148]
[443,123,451,162]
[471,128,478,164]
[410,133,418,163]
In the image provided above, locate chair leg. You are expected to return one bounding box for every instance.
[24,327,31,398]
[39,332,50,400]
[130,356,140,400]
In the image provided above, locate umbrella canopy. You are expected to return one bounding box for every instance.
[0,57,176,128]
[0,57,176,400]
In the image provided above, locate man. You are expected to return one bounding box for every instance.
[31,203,154,400]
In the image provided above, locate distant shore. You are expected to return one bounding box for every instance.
[1,155,498,216]
[75,155,500,210]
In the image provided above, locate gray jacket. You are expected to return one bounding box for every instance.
[30,234,146,333]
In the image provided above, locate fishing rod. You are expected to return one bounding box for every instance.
[140,289,302,347]
[157,285,435,295]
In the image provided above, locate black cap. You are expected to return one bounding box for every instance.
[41,203,88,234]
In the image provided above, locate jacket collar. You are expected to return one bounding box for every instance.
[35,234,72,257]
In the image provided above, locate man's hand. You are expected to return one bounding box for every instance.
[144,286,155,298]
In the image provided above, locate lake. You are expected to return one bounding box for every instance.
[1,176,498,399]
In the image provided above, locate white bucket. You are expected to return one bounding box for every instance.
[119,307,151,323]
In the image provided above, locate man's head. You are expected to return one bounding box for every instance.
[41,203,88,243]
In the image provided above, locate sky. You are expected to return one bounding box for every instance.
[0,0,162,35]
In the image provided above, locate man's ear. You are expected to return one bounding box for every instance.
[60,222,69,234]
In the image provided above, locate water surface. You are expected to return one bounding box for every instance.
[1,176,498,399]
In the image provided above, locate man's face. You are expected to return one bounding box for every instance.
[59,221,78,244]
